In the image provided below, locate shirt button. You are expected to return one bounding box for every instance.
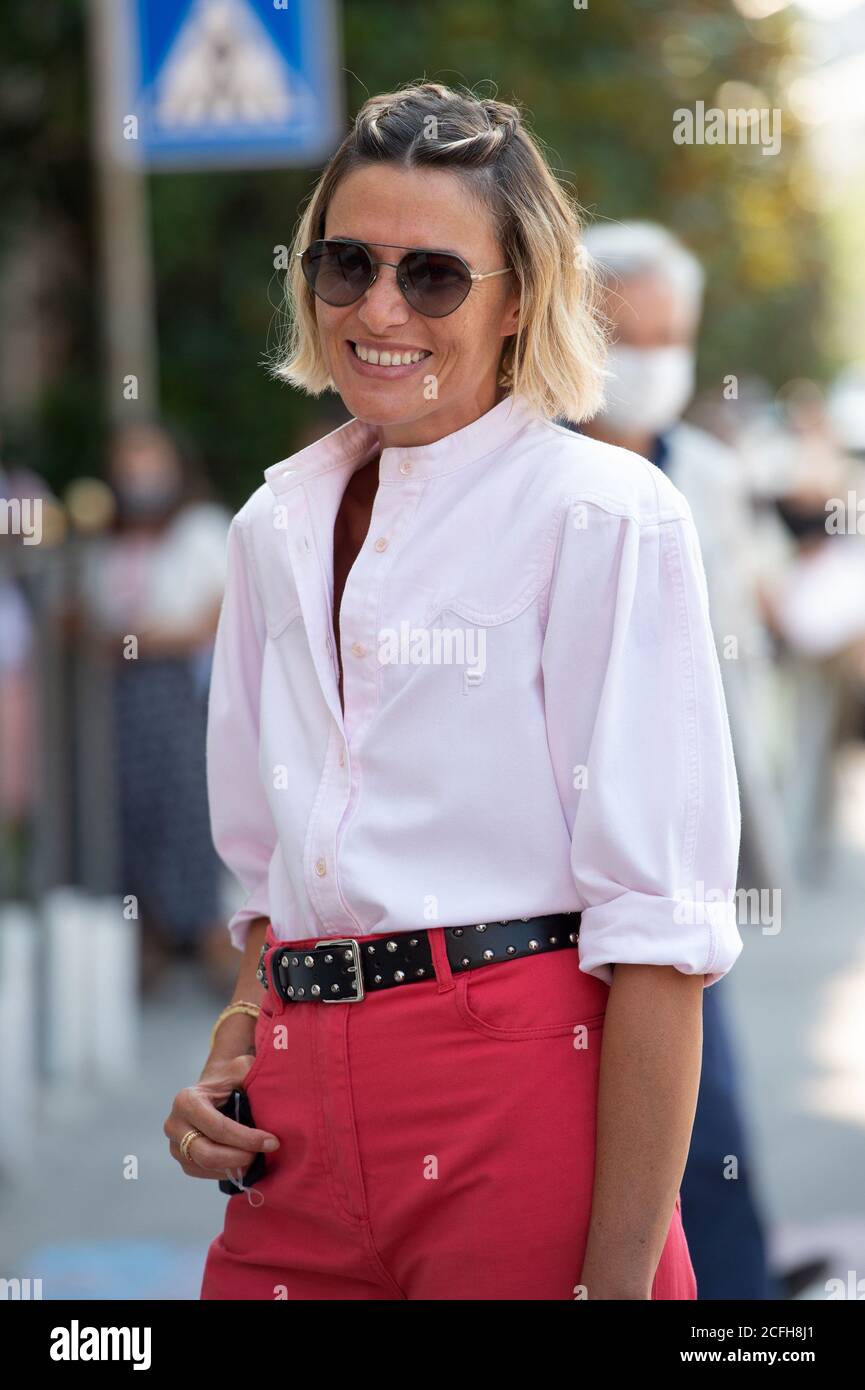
[351,641,366,657]
[374,537,388,552]
[314,857,327,876]
[399,459,412,475]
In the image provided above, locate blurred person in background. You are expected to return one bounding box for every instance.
[0,441,54,894]
[79,421,233,993]
[828,365,865,472]
[759,386,865,866]
[0,575,35,878]
[561,220,789,1299]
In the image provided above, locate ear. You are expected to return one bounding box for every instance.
[500,286,521,338]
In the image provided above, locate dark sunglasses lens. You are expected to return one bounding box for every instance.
[303,241,372,306]
[400,251,471,316]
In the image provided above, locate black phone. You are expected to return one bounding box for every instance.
[215,1087,268,1195]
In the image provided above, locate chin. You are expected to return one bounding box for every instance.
[336,382,435,428]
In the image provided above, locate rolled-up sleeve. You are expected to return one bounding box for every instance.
[543,499,743,988]
[206,515,278,951]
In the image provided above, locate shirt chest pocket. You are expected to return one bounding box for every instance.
[263,600,303,640]
[252,540,303,640]
[376,583,544,698]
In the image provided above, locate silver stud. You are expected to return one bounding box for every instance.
[506,945,517,955]
[386,940,398,952]
[452,928,464,937]
[569,932,579,944]
[324,953,333,963]
[549,936,558,945]
[331,983,340,994]
[415,967,425,977]
[296,987,305,998]
[521,916,529,922]
[461,957,471,967]
[528,939,540,950]
[475,923,487,931]
[281,955,289,967]
[394,970,405,982]
[367,945,376,954]
[287,985,295,997]
[482,949,494,961]
[311,984,321,996]
[304,954,315,966]
[409,938,419,947]
[343,949,353,961]
[500,919,510,925]
[374,974,383,983]
[292,956,299,966]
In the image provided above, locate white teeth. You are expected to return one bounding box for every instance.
[352,343,429,366]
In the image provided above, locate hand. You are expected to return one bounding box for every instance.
[164,1054,280,1181]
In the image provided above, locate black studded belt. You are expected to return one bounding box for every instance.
[257,913,582,1004]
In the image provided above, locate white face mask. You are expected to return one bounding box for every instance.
[600,344,696,435]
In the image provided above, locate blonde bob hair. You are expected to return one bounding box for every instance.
[270,80,608,423]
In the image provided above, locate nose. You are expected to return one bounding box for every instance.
[356,261,410,333]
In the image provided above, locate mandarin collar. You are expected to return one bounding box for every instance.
[264,394,535,496]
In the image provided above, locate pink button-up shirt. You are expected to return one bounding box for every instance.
[206,393,743,986]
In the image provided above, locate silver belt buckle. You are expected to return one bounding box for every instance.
[315,937,365,1002]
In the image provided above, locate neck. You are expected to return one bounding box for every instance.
[373,382,504,453]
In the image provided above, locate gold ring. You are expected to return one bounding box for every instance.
[180,1127,203,1164]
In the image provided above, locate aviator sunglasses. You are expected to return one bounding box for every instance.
[298,238,512,319]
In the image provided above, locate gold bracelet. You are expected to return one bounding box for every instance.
[209,1000,261,1052]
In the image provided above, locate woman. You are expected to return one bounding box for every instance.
[165,81,743,1301]
[81,422,232,989]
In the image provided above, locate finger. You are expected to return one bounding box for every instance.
[167,1118,263,1170]
[169,1147,228,1179]
[165,1086,279,1160]
[183,1086,281,1156]
[166,1134,254,1178]
[164,1069,264,1150]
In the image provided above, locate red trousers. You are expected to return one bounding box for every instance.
[200,922,697,1300]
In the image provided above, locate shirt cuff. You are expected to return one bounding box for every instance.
[226,874,271,952]
[576,888,744,988]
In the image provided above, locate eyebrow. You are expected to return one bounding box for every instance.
[328,235,466,259]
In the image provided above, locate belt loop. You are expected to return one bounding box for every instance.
[428,927,455,993]
[259,924,287,1014]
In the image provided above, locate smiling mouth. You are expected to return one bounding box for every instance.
[349,341,432,367]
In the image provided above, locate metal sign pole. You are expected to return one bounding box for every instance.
[87,0,159,423]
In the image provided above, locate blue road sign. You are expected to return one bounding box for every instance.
[115,0,343,169]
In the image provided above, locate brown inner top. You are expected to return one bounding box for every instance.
[332,453,380,715]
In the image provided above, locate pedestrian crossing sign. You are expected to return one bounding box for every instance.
[115,0,342,168]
